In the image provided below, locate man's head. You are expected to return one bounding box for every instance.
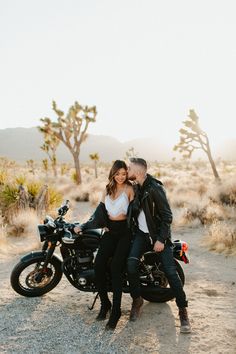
[127,157,147,181]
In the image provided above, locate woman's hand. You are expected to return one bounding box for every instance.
[74,226,82,234]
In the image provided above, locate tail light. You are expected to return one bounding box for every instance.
[173,239,190,264]
[181,241,188,253]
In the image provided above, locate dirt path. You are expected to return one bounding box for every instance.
[0,206,236,353]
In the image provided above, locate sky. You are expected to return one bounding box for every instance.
[1,0,236,149]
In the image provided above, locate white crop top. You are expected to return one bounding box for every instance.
[105,191,129,217]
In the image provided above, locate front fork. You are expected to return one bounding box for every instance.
[41,241,56,269]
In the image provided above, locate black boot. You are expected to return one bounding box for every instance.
[105,308,121,330]
[96,299,112,321]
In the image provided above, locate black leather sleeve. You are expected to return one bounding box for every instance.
[79,202,108,231]
[151,184,173,243]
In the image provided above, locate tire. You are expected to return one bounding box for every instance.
[10,254,63,297]
[141,260,185,303]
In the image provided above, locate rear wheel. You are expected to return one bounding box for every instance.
[10,255,63,297]
[141,260,185,302]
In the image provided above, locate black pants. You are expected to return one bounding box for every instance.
[127,229,188,308]
[94,220,131,310]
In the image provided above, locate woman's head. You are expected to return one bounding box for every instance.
[106,160,128,195]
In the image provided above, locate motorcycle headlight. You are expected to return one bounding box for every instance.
[37,224,48,242]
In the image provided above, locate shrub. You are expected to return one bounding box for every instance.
[48,186,63,209]
[0,180,62,221]
[60,163,70,176]
[1,184,19,208]
[71,170,77,184]
[176,202,229,226]
[75,192,89,202]
[203,221,236,255]
[26,181,42,200]
[7,209,40,237]
[15,175,27,186]
[209,179,236,206]
[0,222,8,250]
[0,170,8,185]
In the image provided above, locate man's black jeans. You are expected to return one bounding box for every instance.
[127,229,188,308]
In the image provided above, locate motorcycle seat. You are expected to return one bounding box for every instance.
[82,229,103,237]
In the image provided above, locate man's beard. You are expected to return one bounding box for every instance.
[128,174,136,181]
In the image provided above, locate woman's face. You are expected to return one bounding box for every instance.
[113,168,127,185]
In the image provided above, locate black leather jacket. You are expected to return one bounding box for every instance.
[79,202,109,231]
[128,174,173,244]
[79,174,172,245]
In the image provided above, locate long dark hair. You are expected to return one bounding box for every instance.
[106,160,128,196]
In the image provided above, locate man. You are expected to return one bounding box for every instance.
[127,157,191,334]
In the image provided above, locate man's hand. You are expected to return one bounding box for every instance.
[153,240,165,252]
[74,226,82,234]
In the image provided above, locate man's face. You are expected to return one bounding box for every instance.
[127,162,137,180]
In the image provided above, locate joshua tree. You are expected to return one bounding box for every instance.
[33,184,49,215]
[89,153,99,178]
[26,159,35,175]
[60,163,70,176]
[39,100,97,184]
[39,133,59,177]
[42,159,49,174]
[174,109,220,180]
[125,146,138,160]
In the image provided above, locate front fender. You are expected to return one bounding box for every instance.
[20,251,62,264]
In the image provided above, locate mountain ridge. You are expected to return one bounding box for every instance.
[0,127,235,162]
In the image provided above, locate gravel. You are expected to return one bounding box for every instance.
[1,227,236,354]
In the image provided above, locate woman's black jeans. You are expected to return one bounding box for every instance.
[94,219,131,310]
[127,229,188,308]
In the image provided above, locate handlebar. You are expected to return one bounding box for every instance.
[58,199,70,216]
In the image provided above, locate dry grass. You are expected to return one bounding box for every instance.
[0,212,40,255]
[0,159,236,255]
[7,209,40,237]
[0,220,8,252]
[202,221,236,255]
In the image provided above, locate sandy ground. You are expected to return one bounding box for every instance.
[0,203,236,354]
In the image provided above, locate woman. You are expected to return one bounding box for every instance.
[74,160,134,330]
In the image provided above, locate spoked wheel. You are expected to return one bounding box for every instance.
[141,260,185,303]
[10,254,63,297]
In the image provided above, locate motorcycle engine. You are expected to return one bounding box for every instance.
[76,250,96,290]
[77,251,94,265]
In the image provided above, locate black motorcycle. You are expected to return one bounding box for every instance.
[10,200,189,304]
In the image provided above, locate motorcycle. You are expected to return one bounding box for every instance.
[10,200,190,305]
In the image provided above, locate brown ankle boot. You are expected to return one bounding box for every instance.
[129,296,144,322]
[179,307,191,333]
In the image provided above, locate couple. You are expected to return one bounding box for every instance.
[74,158,191,333]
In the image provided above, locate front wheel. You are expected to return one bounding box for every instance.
[141,260,185,303]
[10,254,63,297]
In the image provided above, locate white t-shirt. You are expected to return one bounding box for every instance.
[137,209,149,233]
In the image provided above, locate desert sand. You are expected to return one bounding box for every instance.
[0,203,236,354]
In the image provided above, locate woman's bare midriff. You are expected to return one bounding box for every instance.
[108,214,127,221]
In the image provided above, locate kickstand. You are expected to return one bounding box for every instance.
[88,292,99,310]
